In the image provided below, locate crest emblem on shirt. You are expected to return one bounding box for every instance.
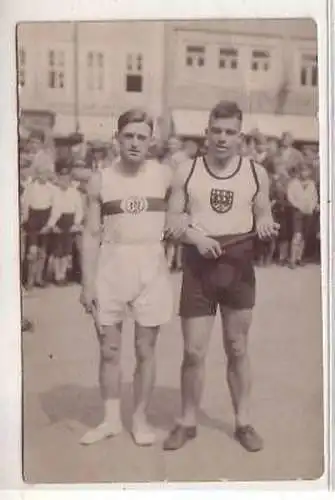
[210,188,234,214]
[121,196,148,215]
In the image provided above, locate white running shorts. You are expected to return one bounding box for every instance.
[95,242,173,327]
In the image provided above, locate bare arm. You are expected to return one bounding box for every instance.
[45,187,62,229]
[81,172,102,310]
[74,189,84,227]
[253,164,272,220]
[253,164,279,239]
[166,161,222,258]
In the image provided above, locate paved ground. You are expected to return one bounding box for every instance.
[22,264,324,484]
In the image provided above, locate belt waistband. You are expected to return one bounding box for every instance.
[102,197,166,216]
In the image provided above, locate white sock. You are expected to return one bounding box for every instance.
[104,398,121,424]
[79,399,122,445]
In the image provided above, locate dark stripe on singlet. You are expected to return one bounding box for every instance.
[203,155,242,180]
[183,155,198,213]
[250,159,261,232]
[101,197,167,216]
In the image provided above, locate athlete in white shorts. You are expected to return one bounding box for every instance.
[80,109,174,446]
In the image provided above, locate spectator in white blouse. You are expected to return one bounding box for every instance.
[287,164,318,269]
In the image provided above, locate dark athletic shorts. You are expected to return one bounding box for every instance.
[24,207,51,249]
[291,208,314,239]
[53,213,75,258]
[179,234,256,317]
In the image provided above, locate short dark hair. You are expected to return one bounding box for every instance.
[117,109,154,134]
[209,101,243,123]
[55,159,72,175]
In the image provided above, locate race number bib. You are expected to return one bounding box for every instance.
[121,196,149,215]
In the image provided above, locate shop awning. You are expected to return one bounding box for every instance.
[172,109,319,142]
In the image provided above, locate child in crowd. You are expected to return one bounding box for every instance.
[269,157,292,265]
[21,165,56,289]
[287,164,318,269]
[47,165,84,285]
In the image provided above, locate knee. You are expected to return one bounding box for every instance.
[183,345,206,368]
[100,337,120,364]
[135,340,155,364]
[226,335,247,360]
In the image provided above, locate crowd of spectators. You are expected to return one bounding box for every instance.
[19,126,320,295]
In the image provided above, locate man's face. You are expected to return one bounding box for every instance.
[207,116,241,162]
[29,138,42,154]
[35,168,49,184]
[282,133,293,148]
[300,167,310,181]
[117,121,152,166]
[267,139,279,156]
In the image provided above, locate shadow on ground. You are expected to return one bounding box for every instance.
[38,383,234,438]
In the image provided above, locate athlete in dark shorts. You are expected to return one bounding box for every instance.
[163,101,279,452]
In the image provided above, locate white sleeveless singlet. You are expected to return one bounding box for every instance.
[185,155,259,237]
[99,159,169,244]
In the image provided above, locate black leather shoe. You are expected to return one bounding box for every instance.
[234,425,263,452]
[163,424,197,451]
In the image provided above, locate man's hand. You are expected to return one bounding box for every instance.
[164,213,189,241]
[256,216,280,240]
[80,286,95,314]
[70,224,83,234]
[40,225,53,234]
[194,234,222,259]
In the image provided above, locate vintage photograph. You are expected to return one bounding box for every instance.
[18,19,323,483]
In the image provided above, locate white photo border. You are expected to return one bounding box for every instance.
[0,0,332,497]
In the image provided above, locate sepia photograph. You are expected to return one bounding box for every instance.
[17,19,323,484]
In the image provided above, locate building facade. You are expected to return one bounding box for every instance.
[17,22,166,140]
[164,19,318,141]
[17,19,318,142]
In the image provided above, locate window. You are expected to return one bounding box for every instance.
[126,53,143,92]
[218,47,238,70]
[251,49,270,72]
[18,47,26,87]
[48,49,65,89]
[87,51,105,90]
[185,45,206,68]
[300,53,318,87]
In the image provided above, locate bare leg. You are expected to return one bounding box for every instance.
[279,241,289,263]
[220,307,252,428]
[163,315,214,450]
[297,238,305,264]
[265,238,276,265]
[26,245,38,289]
[179,316,214,427]
[35,246,47,285]
[289,232,302,268]
[220,306,263,451]
[80,322,123,445]
[132,323,159,445]
[54,257,62,282]
[60,256,69,281]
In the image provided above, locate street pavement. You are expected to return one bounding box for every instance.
[22,264,324,484]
